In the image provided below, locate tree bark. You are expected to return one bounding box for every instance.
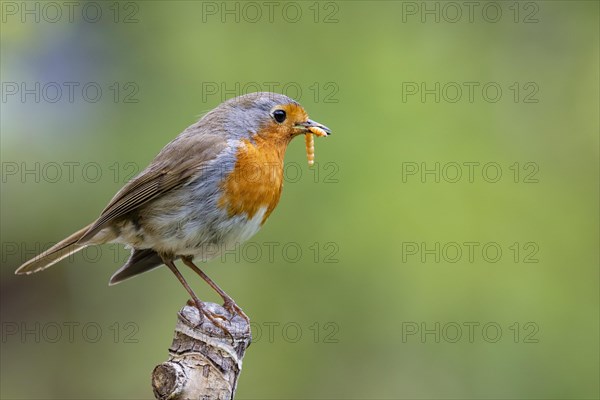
[151,302,251,400]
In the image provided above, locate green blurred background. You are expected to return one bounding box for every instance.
[1,1,598,399]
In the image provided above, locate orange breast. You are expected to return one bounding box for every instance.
[218,135,287,224]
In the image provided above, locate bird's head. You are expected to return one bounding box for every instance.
[208,92,331,144]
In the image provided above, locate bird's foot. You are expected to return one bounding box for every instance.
[185,298,235,341]
[223,299,249,323]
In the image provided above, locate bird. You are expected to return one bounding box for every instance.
[15,92,331,330]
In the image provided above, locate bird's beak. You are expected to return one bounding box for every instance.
[295,119,331,137]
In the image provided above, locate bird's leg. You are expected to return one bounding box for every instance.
[182,256,249,323]
[162,257,233,335]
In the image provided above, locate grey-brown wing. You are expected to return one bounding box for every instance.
[79,133,227,243]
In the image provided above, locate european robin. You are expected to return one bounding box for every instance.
[15,92,331,329]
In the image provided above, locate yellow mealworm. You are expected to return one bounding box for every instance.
[308,126,328,138]
[305,126,327,166]
[305,133,315,166]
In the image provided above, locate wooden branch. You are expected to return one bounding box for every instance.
[152,302,251,400]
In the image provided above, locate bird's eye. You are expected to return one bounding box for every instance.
[272,109,286,123]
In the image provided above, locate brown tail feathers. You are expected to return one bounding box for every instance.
[14,224,93,275]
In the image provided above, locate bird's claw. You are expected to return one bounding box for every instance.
[186,298,235,341]
[223,299,249,323]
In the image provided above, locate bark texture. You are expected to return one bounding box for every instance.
[152,302,251,400]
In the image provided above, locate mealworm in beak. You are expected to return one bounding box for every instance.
[308,126,329,138]
[305,133,315,166]
[305,126,328,167]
